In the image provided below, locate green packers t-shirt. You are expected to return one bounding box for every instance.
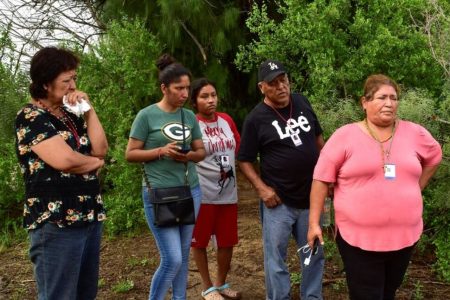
[129,104,202,188]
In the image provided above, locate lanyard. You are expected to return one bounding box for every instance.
[364,118,397,171]
[265,98,293,124]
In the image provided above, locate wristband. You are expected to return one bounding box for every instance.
[157,148,162,160]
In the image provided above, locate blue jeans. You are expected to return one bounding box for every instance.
[261,202,324,300]
[29,221,103,300]
[142,185,201,300]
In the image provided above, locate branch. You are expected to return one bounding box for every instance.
[178,20,207,65]
[420,0,450,77]
[202,0,217,9]
[82,0,107,31]
[0,0,103,66]
[432,115,450,125]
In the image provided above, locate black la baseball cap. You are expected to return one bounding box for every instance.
[258,59,287,82]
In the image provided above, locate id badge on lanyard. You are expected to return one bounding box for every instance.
[384,164,396,180]
[288,126,302,146]
[220,155,230,168]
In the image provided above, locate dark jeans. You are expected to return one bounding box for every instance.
[29,222,103,300]
[336,231,415,300]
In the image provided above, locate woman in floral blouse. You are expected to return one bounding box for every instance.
[15,47,108,300]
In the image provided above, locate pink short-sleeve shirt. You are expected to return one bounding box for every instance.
[314,121,442,251]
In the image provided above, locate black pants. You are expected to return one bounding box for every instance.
[336,231,415,300]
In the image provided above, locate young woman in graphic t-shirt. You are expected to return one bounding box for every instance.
[190,78,241,300]
[126,55,206,300]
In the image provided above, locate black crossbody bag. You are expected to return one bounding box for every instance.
[142,108,195,227]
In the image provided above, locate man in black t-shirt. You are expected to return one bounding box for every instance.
[238,60,325,300]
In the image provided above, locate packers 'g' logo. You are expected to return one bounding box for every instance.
[162,122,192,141]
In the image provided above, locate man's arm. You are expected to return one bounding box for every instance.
[238,161,282,208]
[316,134,325,151]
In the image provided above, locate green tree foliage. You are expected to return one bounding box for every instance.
[412,0,450,281]
[76,18,163,235]
[96,0,253,124]
[399,89,450,282]
[236,0,445,103]
[0,64,26,141]
[0,32,27,248]
[0,30,28,141]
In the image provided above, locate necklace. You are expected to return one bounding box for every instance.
[265,98,293,124]
[36,100,81,149]
[265,97,303,146]
[364,118,397,171]
[201,113,219,128]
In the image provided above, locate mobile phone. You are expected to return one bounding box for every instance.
[178,147,190,154]
[312,238,319,255]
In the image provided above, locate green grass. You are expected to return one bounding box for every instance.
[127,257,149,267]
[112,279,134,293]
[0,220,27,252]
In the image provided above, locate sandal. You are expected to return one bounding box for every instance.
[217,283,241,299]
[201,286,225,300]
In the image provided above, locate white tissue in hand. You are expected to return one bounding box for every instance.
[63,96,91,117]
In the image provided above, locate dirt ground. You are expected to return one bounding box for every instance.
[1,171,449,299]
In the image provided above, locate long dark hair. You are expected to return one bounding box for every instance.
[29,47,79,99]
[189,77,217,109]
[156,54,191,86]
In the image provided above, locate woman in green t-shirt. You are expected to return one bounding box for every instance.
[126,54,206,300]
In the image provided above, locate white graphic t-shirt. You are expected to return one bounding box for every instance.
[196,112,240,204]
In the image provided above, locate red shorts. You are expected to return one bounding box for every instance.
[191,203,238,248]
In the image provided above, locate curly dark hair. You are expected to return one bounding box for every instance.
[29,47,79,99]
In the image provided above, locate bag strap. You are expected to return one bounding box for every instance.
[142,162,188,188]
[142,163,152,189]
[180,108,189,185]
[142,107,189,188]
[181,107,187,151]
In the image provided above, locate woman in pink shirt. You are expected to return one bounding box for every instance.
[307,74,442,300]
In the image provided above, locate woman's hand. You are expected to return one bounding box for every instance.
[161,141,187,161]
[95,158,105,176]
[168,139,206,163]
[65,90,91,106]
[308,179,330,248]
[307,224,323,249]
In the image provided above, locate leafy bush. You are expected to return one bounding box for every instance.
[236,0,445,103]
[77,18,163,234]
[0,141,25,249]
[0,45,28,248]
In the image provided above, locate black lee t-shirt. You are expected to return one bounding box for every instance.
[238,93,323,209]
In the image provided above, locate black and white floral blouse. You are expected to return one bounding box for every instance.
[15,104,106,230]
